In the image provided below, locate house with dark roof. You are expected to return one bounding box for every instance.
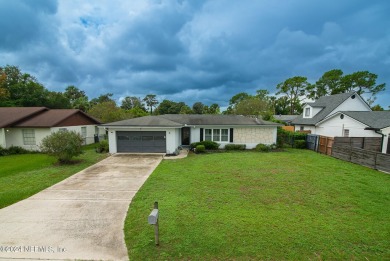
[0,107,101,150]
[292,92,390,153]
[273,115,298,125]
[102,114,281,154]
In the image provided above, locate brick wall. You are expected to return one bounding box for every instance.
[234,127,274,144]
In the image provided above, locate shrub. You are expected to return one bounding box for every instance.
[195,145,205,153]
[7,146,29,155]
[256,143,270,152]
[294,140,306,149]
[225,144,246,150]
[40,130,84,163]
[190,141,219,150]
[277,127,307,148]
[96,140,109,153]
[0,146,8,156]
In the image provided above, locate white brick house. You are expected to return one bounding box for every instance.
[102,114,281,154]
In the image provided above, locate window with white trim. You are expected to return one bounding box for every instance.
[22,129,36,145]
[305,108,310,117]
[205,129,212,141]
[81,127,87,138]
[213,129,220,141]
[205,128,229,142]
[343,129,350,137]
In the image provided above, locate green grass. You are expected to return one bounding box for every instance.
[0,145,107,209]
[125,149,390,260]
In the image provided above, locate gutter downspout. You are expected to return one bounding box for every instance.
[365,127,385,152]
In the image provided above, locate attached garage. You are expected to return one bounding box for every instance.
[116,131,166,153]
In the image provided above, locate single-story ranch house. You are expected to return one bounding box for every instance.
[0,107,101,151]
[102,114,281,154]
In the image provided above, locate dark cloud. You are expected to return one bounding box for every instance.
[0,0,389,108]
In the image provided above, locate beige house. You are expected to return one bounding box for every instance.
[102,114,281,154]
[0,107,101,151]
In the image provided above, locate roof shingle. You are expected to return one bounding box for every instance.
[292,92,359,125]
[103,114,281,127]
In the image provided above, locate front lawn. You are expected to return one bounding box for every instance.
[125,149,390,260]
[0,145,107,209]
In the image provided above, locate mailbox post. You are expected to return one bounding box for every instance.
[148,201,159,245]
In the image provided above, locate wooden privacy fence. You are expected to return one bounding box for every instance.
[333,137,382,152]
[306,134,334,155]
[332,145,390,173]
[318,136,334,155]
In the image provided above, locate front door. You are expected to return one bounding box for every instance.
[181,127,190,145]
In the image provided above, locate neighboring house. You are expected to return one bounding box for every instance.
[292,92,390,153]
[0,107,101,151]
[273,115,298,125]
[102,114,281,154]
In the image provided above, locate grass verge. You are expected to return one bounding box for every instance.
[0,144,107,209]
[125,149,390,260]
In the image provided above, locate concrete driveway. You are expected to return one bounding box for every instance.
[0,154,162,261]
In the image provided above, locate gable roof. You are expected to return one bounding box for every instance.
[0,107,100,128]
[102,115,183,127]
[14,109,101,127]
[0,107,47,128]
[103,114,281,127]
[292,92,361,125]
[338,111,390,129]
[273,115,298,122]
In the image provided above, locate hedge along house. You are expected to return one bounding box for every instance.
[0,107,101,151]
[102,114,281,154]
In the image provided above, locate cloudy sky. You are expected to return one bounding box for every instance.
[0,0,389,109]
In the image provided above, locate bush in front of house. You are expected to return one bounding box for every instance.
[0,146,8,156]
[190,141,219,150]
[0,146,32,156]
[256,143,270,152]
[294,140,306,149]
[225,144,246,150]
[7,146,30,155]
[96,140,109,153]
[40,130,84,163]
[195,145,205,153]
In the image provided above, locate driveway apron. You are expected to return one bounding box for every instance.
[0,154,162,261]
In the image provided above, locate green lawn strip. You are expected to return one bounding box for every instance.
[0,146,107,209]
[125,149,390,260]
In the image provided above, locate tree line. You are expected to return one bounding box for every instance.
[0,65,386,123]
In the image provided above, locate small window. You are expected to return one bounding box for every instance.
[213,129,220,142]
[81,127,87,138]
[118,135,129,140]
[154,136,165,141]
[305,108,310,117]
[23,129,36,145]
[300,126,304,131]
[59,128,67,132]
[340,114,344,119]
[205,129,212,141]
[142,136,153,141]
[221,129,229,142]
[344,129,350,137]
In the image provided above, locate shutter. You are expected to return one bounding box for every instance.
[200,128,203,141]
[230,128,234,142]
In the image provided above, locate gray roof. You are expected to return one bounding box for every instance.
[292,92,359,125]
[102,115,183,127]
[103,114,281,127]
[273,115,298,122]
[338,111,390,129]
